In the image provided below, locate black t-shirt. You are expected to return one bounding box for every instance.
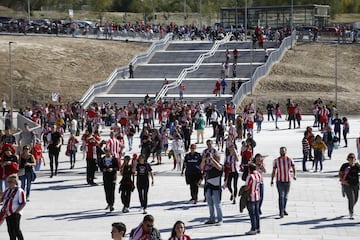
[340,162,360,186]
[136,163,152,183]
[1,135,16,144]
[184,152,202,176]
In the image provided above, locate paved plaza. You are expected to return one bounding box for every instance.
[1,115,360,239]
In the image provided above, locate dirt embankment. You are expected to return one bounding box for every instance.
[0,35,150,107]
[0,35,359,115]
[240,42,360,115]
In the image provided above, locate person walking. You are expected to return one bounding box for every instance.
[200,145,223,225]
[342,117,349,147]
[98,147,119,212]
[119,155,134,213]
[253,153,266,215]
[134,155,154,214]
[274,103,282,129]
[0,174,26,240]
[129,63,134,78]
[244,164,262,235]
[302,131,310,172]
[172,134,185,171]
[270,147,296,218]
[339,153,360,220]
[224,144,240,204]
[66,133,79,169]
[221,79,227,95]
[266,101,274,121]
[47,125,62,178]
[195,113,206,144]
[182,144,202,204]
[18,145,36,201]
[312,135,327,172]
[323,126,335,160]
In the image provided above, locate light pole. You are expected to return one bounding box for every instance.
[152,0,155,25]
[200,0,202,29]
[291,0,294,31]
[235,0,238,33]
[9,42,15,129]
[27,0,31,23]
[184,0,187,26]
[245,0,247,40]
[335,44,338,107]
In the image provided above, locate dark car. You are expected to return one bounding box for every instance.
[319,27,339,36]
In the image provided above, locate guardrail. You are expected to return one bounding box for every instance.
[231,30,297,107]
[79,33,173,108]
[154,33,233,102]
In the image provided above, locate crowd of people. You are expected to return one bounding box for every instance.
[0,95,359,239]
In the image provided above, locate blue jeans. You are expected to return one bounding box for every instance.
[247,201,260,231]
[20,169,33,198]
[259,183,264,212]
[276,181,291,214]
[128,136,133,150]
[205,188,223,222]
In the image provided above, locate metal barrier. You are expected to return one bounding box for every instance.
[79,33,173,108]
[231,30,297,107]
[154,33,233,102]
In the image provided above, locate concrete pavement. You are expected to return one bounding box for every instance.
[1,115,359,239]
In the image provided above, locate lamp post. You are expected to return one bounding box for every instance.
[335,44,338,107]
[245,0,247,41]
[27,0,31,23]
[235,0,238,33]
[184,0,187,26]
[291,0,294,31]
[152,0,155,25]
[9,42,15,129]
[200,0,202,29]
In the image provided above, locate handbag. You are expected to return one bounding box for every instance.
[18,168,25,177]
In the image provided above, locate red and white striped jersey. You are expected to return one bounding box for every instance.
[2,187,26,216]
[273,156,295,182]
[246,170,262,202]
[224,153,239,173]
[107,137,120,160]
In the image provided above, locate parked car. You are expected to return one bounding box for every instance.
[319,26,339,36]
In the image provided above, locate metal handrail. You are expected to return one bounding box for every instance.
[155,33,232,102]
[231,30,297,107]
[79,33,173,108]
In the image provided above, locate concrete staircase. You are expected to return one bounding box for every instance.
[92,40,279,107]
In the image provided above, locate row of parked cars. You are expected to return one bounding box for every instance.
[0,16,98,35]
[296,25,360,41]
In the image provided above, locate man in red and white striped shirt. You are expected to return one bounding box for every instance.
[1,174,26,239]
[107,132,121,167]
[271,147,297,218]
[245,164,262,235]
